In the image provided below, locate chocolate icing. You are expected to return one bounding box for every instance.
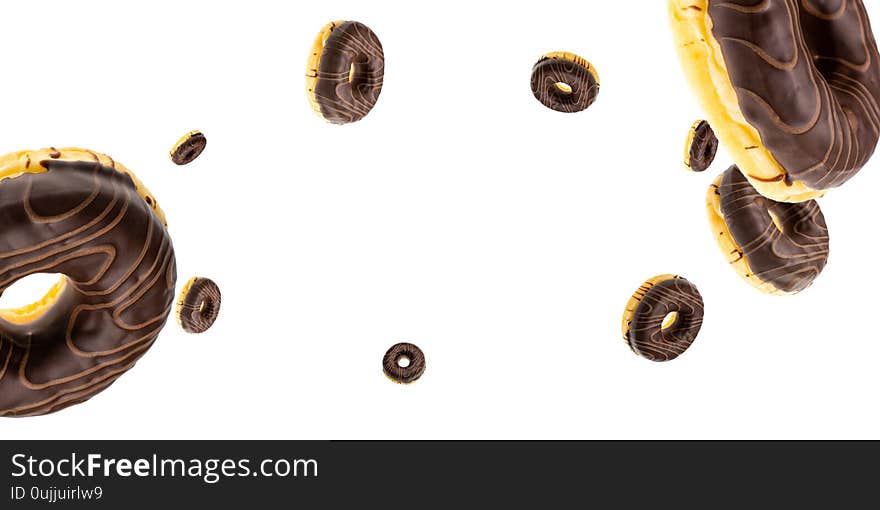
[170,131,207,166]
[383,343,426,384]
[178,277,221,334]
[687,120,719,172]
[0,159,176,417]
[716,165,829,294]
[708,0,880,190]
[314,21,384,124]
[624,276,704,362]
[530,57,599,113]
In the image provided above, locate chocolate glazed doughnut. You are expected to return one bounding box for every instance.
[669,0,880,202]
[622,275,704,362]
[0,148,176,417]
[530,52,600,113]
[707,165,830,295]
[306,21,384,124]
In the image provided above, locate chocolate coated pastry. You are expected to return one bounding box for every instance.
[707,165,830,295]
[383,343,426,384]
[684,120,718,172]
[0,148,176,417]
[530,52,600,113]
[306,20,384,124]
[669,0,880,202]
[170,130,207,166]
[622,275,704,362]
[176,277,221,334]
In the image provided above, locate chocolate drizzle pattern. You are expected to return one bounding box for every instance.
[0,156,176,417]
[530,55,599,113]
[313,21,384,124]
[707,0,880,191]
[714,165,829,294]
[623,276,704,362]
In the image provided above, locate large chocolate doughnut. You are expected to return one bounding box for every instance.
[0,148,176,417]
[669,0,880,202]
[707,165,830,295]
[306,20,384,124]
[622,275,704,362]
[530,52,600,113]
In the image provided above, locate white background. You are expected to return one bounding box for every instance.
[1,0,879,439]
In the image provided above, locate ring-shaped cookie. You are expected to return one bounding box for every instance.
[622,275,704,362]
[383,342,426,384]
[669,0,880,202]
[306,20,385,124]
[707,165,830,295]
[684,120,718,172]
[176,277,221,334]
[0,148,176,417]
[530,52,600,113]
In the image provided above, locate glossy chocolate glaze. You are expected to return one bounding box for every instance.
[688,120,719,172]
[708,0,880,190]
[383,343,426,384]
[530,57,599,113]
[625,276,704,362]
[314,21,384,124]
[717,165,829,294]
[0,159,176,416]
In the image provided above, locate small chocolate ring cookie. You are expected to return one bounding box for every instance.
[383,343,426,384]
[530,52,599,113]
[707,165,830,295]
[684,120,718,172]
[622,275,704,362]
[306,20,384,124]
[169,131,207,166]
[176,277,221,334]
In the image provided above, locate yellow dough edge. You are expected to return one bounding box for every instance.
[305,20,348,119]
[0,147,167,226]
[175,276,201,330]
[541,51,601,86]
[706,174,791,296]
[668,0,823,203]
[621,274,678,343]
[0,276,68,325]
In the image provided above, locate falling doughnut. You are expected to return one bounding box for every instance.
[669,0,880,202]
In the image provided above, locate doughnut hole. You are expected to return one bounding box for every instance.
[768,208,785,234]
[554,82,573,94]
[0,273,66,325]
[661,311,679,332]
[396,355,411,368]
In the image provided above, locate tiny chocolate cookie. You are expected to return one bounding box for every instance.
[383,343,426,384]
[707,166,830,295]
[622,275,704,362]
[530,52,599,113]
[176,277,221,334]
[170,131,207,165]
[306,21,384,124]
[684,120,718,172]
